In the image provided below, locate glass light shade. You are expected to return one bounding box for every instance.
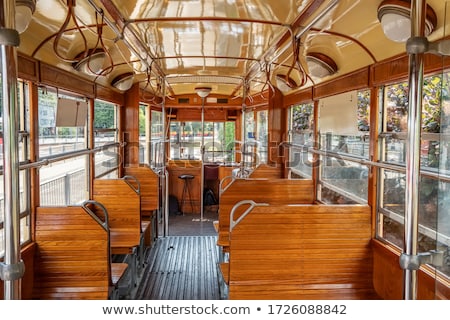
[377,0,437,43]
[112,73,135,91]
[15,0,35,34]
[380,13,411,42]
[195,87,212,98]
[306,53,338,78]
[73,51,106,75]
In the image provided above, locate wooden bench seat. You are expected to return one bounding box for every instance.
[124,165,159,248]
[93,178,141,251]
[217,178,314,256]
[222,203,378,300]
[33,206,128,300]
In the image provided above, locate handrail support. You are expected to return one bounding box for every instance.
[0,260,25,281]
[400,250,445,270]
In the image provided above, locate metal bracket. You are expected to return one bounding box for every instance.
[0,28,20,47]
[0,260,25,281]
[399,250,444,271]
[406,36,450,56]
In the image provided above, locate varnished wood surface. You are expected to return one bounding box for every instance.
[168,162,202,214]
[217,178,314,248]
[124,165,159,212]
[93,179,141,253]
[372,239,450,300]
[248,164,284,179]
[33,206,114,299]
[224,204,378,300]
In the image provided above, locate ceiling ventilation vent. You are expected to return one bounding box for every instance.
[178,98,190,104]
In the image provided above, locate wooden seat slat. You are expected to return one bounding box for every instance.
[33,206,127,300]
[220,263,230,285]
[217,179,314,249]
[111,263,129,285]
[223,204,378,300]
[93,179,141,251]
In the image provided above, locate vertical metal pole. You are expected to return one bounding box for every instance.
[402,0,426,300]
[200,97,205,220]
[0,0,24,300]
[161,80,169,237]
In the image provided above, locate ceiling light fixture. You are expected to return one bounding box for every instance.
[72,48,107,75]
[195,86,212,98]
[377,0,437,42]
[306,52,338,78]
[15,0,36,34]
[111,72,135,91]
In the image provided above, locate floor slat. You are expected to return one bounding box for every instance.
[135,236,221,300]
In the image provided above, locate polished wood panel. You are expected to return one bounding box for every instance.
[124,165,159,212]
[371,53,450,87]
[39,63,95,98]
[284,87,313,108]
[314,67,370,100]
[18,54,39,82]
[93,179,141,253]
[0,243,36,300]
[223,204,377,299]
[217,178,314,249]
[249,164,283,179]
[372,239,450,300]
[167,160,202,214]
[33,206,122,299]
[96,83,125,106]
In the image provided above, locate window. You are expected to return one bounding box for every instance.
[377,73,450,278]
[94,100,119,178]
[150,110,164,168]
[94,100,118,147]
[288,102,314,178]
[317,90,370,203]
[38,88,89,205]
[38,90,87,157]
[169,121,235,163]
[256,110,268,164]
[139,104,149,164]
[0,80,32,256]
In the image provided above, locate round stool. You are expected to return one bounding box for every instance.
[178,174,194,214]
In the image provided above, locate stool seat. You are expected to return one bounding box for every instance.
[178,174,194,214]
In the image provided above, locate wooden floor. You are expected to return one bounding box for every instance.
[132,205,221,300]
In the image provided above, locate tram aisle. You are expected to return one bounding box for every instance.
[135,236,221,300]
[135,206,221,300]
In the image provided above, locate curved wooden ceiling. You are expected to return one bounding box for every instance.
[18,0,448,98]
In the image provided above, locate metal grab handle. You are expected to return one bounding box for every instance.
[82,200,109,231]
[123,175,141,194]
[230,200,268,231]
[219,175,235,195]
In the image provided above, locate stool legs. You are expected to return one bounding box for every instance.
[180,179,194,214]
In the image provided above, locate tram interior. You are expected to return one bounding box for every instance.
[0,0,449,300]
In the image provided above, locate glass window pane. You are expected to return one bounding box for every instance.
[139,104,148,164]
[256,110,268,164]
[94,100,117,147]
[38,90,87,157]
[151,110,164,168]
[95,145,119,178]
[320,156,368,202]
[288,102,314,178]
[39,155,88,206]
[0,80,32,255]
